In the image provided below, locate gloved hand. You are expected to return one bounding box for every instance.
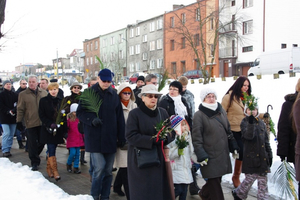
[280,155,286,162]
[200,158,208,166]
[50,123,57,129]
[152,138,165,146]
[232,150,239,160]
[92,118,103,127]
[16,122,24,132]
[263,112,270,118]
[269,157,273,167]
[8,110,15,116]
[248,115,255,124]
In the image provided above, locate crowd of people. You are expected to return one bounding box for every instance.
[0,71,300,200]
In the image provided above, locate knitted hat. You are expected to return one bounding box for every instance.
[137,76,145,82]
[3,80,11,86]
[169,81,183,93]
[200,87,217,102]
[170,115,184,129]
[50,79,58,83]
[98,68,113,82]
[70,103,78,113]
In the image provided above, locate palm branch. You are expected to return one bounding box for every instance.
[78,88,102,118]
[271,160,298,200]
[95,55,105,70]
[158,70,169,92]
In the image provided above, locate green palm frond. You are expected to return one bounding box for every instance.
[271,161,298,200]
[78,88,102,118]
[158,70,169,92]
[95,55,105,70]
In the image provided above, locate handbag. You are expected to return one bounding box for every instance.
[134,146,160,169]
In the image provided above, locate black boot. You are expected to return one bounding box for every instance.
[18,140,25,149]
[73,167,81,174]
[232,190,242,200]
[66,164,72,173]
[80,150,87,165]
[189,165,201,195]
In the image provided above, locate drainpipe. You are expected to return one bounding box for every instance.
[263,0,265,52]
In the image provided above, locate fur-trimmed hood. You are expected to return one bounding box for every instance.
[117,83,135,102]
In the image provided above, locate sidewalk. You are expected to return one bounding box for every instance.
[4,137,276,199]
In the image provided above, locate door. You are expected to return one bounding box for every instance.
[224,62,229,77]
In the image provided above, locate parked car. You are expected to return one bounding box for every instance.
[119,76,129,83]
[182,70,204,79]
[129,73,147,83]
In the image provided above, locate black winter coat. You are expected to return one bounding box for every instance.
[76,83,125,153]
[158,94,192,129]
[240,117,272,175]
[277,93,297,163]
[15,87,26,95]
[0,89,18,124]
[38,94,66,144]
[63,91,80,114]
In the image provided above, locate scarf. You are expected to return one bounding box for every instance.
[202,102,218,111]
[169,95,188,118]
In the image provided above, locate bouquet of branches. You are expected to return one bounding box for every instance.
[53,99,71,135]
[175,133,189,156]
[153,118,173,141]
[77,88,102,118]
[242,92,258,111]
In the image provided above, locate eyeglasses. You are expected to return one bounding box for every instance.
[22,83,27,85]
[122,92,131,95]
[206,95,216,99]
[169,88,179,92]
[151,82,158,85]
[144,94,159,99]
[102,80,111,83]
[72,86,81,89]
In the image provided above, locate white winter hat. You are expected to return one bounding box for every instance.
[200,87,217,102]
[70,103,78,113]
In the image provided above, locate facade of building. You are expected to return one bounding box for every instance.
[83,36,100,78]
[69,49,84,73]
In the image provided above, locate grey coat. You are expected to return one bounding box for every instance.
[192,103,232,179]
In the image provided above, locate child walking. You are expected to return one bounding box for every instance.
[66,103,85,174]
[232,98,272,200]
[168,115,198,200]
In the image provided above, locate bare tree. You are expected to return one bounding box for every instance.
[0,0,6,39]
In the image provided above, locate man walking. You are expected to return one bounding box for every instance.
[77,68,125,200]
[17,75,47,170]
[134,74,158,106]
[0,80,18,157]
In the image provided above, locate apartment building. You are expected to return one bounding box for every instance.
[127,15,164,77]
[83,36,100,78]
[68,49,84,73]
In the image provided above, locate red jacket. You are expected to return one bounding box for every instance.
[67,118,85,148]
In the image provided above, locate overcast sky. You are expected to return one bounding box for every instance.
[0,0,196,71]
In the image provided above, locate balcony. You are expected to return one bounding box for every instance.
[219,47,237,58]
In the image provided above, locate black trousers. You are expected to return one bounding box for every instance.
[199,177,224,200]
[113,167,130,200]
[232,131,244,160]
[26,126,45,166]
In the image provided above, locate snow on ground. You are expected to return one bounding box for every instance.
[1,73,299,199]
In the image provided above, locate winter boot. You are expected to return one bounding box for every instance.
[80,150,87,165]
[232,189,242,200]
[66,164,73,173]
[232,160,242,188]
[18,140,25,149]
[46,158,54,178]
[49,156,61,181]
[73,167,81,174]
[189,165,201,195]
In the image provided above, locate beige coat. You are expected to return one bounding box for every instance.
[17,87,48,129]
[115,84,137,168]
[221,91,245,132]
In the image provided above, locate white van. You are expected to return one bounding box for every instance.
[248,47,300,76]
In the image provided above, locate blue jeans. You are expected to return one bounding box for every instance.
[1,124,16,153]
[90,152,115,200]
[47,143,57,157]
[67,147,80,168]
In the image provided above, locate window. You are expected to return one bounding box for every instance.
[130,63,134,72]
[172,62,177,74]
[110,52,114,61]
[90,57,93,65]
[209,44,214,56]
[157,39,162,49]
[181,61,186,73]
[157,58,163,68]
[142,35,148,42]
[102,39,107,47]
[181,37,186,49]
[136,27,140,36]
[87,44,89,52]
[243,0,253,8]
[194,34,199,46]
[91,43,93,50]
[170,17,175,28]
[157,19,163,30]
[135,62,141,71]
[231,0,235,6]
[281,44,287,49]
[135,44,140,54]
[232,15,236,30]
[95,41,98,49]
[243,20,253,34]
[86,58,89,65]
[142,52,148,60]
[130,29,134,38]
[242,46,253,52]
[95,56,98,63]
[129,46,134,55]
[181,13,186,24]
[119,50,123,59]
[195,8,200,21]
[150,60,156,69]
[150,22,155,32]
[150,41,155,51]
[111,37,115,45]
[119,34,124,43]
[210,17,214,30]
[293,44,298,47]
[170,40,175,51]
